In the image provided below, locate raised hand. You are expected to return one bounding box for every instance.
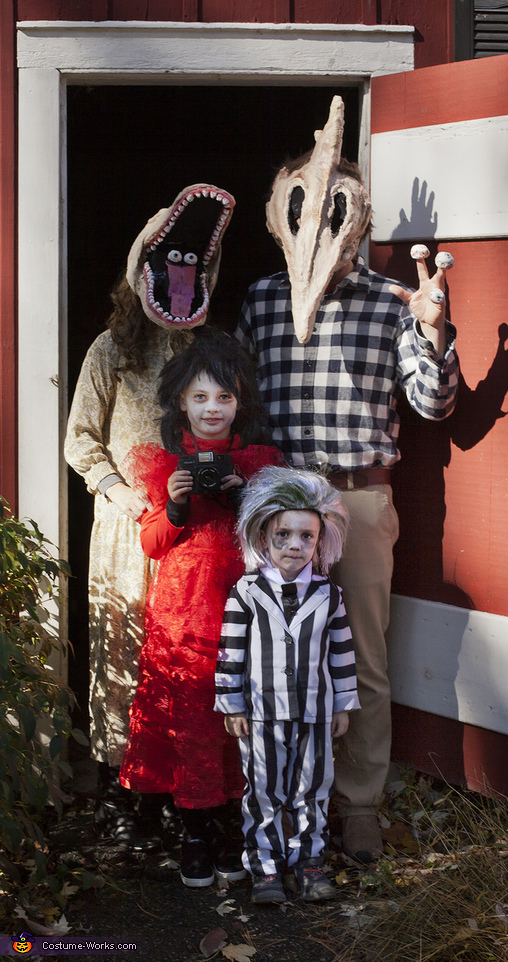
[389,246,454,359]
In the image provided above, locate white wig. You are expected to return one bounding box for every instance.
[237,465,349,575]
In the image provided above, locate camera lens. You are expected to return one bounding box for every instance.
[197,466,220,491]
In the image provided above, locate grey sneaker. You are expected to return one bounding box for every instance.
[294,860,336,901]
[251,873,286,904]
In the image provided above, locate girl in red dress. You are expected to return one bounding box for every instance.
[120,330,282,887]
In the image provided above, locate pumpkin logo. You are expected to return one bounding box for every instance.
[12,932,33,953]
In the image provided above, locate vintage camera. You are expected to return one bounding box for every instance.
[177,450,234,495]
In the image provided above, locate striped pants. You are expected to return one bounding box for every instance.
[238,719,334,877]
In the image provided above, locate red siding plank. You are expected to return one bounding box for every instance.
[379,0,454,69]
[392,704,508,797]
[17,0,108,17]
[293,0,361,22]
[371,240,508,619]
[372,55,508,133]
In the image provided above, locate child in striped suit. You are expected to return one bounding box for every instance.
[215,466,360,903]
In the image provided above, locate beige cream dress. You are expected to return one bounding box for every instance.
[64,328,175,766]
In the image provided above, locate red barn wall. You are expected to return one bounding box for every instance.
[370,56,508,620]
[17,0,454,69]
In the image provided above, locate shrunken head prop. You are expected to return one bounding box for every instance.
[266,96,371,343]
[126,184,235,330]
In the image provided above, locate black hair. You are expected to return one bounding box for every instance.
[158,328,273,453]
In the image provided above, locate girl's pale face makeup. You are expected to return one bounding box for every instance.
[180,372,238,440]
[262,509,321,581]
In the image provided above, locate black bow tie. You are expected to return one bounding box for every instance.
[281,582,299,625]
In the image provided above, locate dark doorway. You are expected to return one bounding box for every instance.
[66,83,360,734]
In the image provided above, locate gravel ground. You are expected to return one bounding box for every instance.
[49,791,350,962]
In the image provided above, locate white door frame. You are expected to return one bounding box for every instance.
[17,19,413,553]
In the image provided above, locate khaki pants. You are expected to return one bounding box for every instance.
[329,484,399,816]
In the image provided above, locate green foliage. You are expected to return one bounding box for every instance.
[0,497,87,875]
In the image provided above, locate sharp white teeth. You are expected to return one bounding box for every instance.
[182,198,189,206]
[202,189,209,197]
[153,301,161,309]
[187,194,195,202]
[222,199,230,208]
[216,193,223,202]
[163,311,170,318]
[210,191,217,199]
[194,191,201,199]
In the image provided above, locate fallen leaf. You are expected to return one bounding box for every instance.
[221,944,257,961]
[200,926,228,958]
[61,882,79,898]
[159,857,179,870]
[335,870,348,886]
[13,907,71,936]
[384,779,408,797]
[216,898,237,916]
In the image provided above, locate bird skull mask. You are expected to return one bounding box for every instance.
[126,184,235,330]
[266,96,371,344]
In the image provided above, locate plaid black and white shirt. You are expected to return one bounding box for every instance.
[236,260,459,470]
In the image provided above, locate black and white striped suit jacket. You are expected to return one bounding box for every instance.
[215,572,359,723]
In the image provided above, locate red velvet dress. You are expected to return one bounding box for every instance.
[119,431,282,808]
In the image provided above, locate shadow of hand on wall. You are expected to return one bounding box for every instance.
[390,177,438,241]
[449,323,508,451]
[392,326,508,607]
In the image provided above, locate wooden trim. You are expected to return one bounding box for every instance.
[387,595,508,736]
[454,0,474,61]
[17,21,414,80]
[0,0,17,513]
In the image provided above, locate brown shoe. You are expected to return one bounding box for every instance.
[342,814,383,864]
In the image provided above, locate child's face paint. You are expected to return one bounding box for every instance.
[180,371,238,440]
[262,510,321,581]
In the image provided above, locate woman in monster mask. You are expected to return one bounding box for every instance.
[64,185,235,848]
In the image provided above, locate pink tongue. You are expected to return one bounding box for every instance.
[167,263,197,317]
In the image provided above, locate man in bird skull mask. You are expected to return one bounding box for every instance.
[235,96,459,864]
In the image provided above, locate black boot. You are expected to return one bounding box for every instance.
[207,803,246,884]
[179,808,214,888]
[94,764,162,852]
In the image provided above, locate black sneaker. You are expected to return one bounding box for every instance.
[180,839,215,888]
[213,849,247,883]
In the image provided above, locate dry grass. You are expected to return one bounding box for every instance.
[312,769,508,961]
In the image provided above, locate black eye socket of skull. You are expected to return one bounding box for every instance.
[288,186,305,235]
[331,192,347,236]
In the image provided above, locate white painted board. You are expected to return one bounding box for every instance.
[387,594,508,735]
[371,116,508,242]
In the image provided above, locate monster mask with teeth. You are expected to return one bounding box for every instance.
[126,184,235,330]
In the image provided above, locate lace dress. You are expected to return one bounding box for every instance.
[120,431,282,808]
